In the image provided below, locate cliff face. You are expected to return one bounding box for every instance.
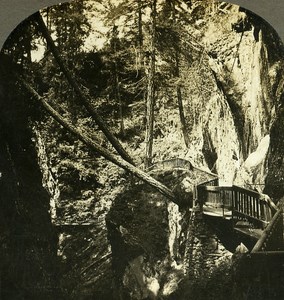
[265,101,284,199]
[135,5,284,190]
[181,6,284,191]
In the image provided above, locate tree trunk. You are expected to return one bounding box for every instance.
[19,76,176,202]
[115,69,125,137]
[144,0,156,169]
[172,0,190,148]
[112,26,125,138]
[136,0,143,76]
[34,12,133,165]
[177,85,190,147]
[175,53,190,148]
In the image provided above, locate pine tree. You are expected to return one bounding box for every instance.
[155,0,194,147]
[144,0,157,169]
[171,0,190,147]
[35,10,134,164]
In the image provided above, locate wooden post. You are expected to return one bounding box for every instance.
[245,194,249,215]
[256,197,260,219]
[253,198,256,218]
[197,185,204,213]
[249,196,253,218]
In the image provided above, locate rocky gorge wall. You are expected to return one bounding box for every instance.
[0,69,60,299]
[145,4,284,191]
[200,6,284,192]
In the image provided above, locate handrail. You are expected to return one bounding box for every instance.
[200,186,232,191]
[232,185,277,226]
[195,176,283,254]
[147,158,194,172]
[196,183,232,217]
[197,177,219,187]
[232,185,260,198]
[196,184,276,227]
[148,158,218,177]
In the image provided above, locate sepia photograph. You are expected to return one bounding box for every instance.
[1,0,284,299]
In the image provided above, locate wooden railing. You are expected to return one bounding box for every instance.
[197,185,232,210]
[148,158,218,178]
[196,184,277,229]
[232,185,277,229]
[196,178,284,254]
[198,177,219,187]
[195,178,219,204]
[147,158,194,171]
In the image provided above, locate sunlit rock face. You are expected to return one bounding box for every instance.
[187,5,284,188]
[142,4,284,189]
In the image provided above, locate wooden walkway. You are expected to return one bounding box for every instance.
[196,178,284,253]
[55,157,284,256]
[146,157,284,254]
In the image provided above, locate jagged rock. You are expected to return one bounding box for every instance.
[235,242,249,254]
